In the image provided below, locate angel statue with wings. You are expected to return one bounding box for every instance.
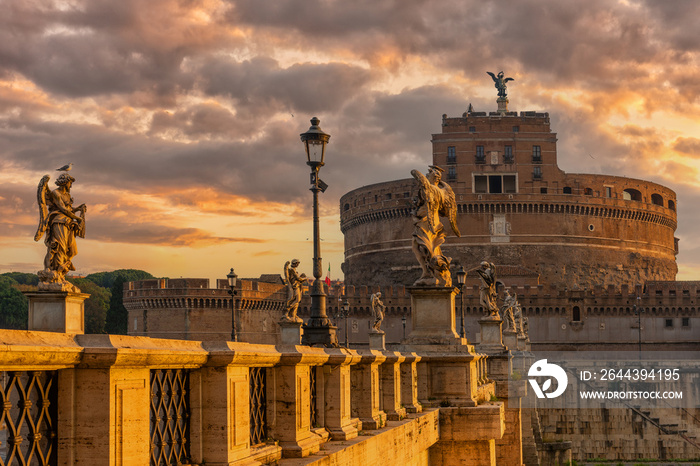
[34,173,86,290]
[410,165,460,287]
[282,259,306,322]
[487,71,514,98]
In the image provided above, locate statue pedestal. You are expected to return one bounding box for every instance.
[405,286,462,346]
[278,320,304,346]
[23,290,88,334]
[477,316,505,353]
[497,96,509,114]
[516,335,528,351]
[503,330,518,351]
[368,331,385,351]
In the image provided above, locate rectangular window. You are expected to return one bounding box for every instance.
[682,317,690,327]
[475,145,485,163]
[474,174,517,194]
[447,166,457,180]
[469,126,476,133]
[447,146,456,163]
[513,126,519,132]
[488,175,502,193]
[532,145,542,163]
[605,186,612,198]
[504,145,513,163]
[665,319,673,328]
[533,166,542,179]
[503,175,517,193]
[474,175,487,193]
[540,187,548,194]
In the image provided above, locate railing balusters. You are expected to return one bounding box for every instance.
[249,367,267,446]
[149,369,190,466]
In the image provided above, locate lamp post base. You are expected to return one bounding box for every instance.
[301,324,338,347]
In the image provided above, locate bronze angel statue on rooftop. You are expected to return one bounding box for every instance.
[487,71,514,98]
[34,173,86,291]
[410,165,460,287]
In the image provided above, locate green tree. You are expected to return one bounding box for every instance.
[0,276,28,330]
[1,272,39,286]
[102,269,154,335]
[68,278,110,334]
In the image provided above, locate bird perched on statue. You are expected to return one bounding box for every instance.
[56,163,72,172]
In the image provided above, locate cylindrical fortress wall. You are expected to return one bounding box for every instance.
[340,176,678,288]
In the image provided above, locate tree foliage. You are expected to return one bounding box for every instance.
[68,278,110,334]
[0,276,28,330]
[0,269,153,334]
[100,269,155,335]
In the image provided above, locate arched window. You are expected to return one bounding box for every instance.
[668,200,676,211]
[344,203,350,211]
[623,189,642,201]
[572,306,581,321]
[583,187,593,196]
[651,194,663,206]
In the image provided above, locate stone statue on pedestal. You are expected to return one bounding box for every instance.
[476,261,499,318]
[501,289,517,331]
[34,173,86,292]
[370,291,385,332]
[410,165,460,287]
[282,259,306,322]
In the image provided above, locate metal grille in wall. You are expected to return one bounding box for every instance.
[0,371,58,466]
[150,369,190,466]
[309,368,318,428]
[249,368,267,446]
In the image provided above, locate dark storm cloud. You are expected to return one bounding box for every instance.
[0,0,230,101]
[199,57,373,116]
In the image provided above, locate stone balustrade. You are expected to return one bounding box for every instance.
[0,329,508,466]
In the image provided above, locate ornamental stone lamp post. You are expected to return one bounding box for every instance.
[456,265,467,338]
[227,268,238,342]
[300,117,338,347]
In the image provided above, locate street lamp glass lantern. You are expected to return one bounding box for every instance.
[227,268,238,288]
[300,117,330,165]
[456,266,467,286]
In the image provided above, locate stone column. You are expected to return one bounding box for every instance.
[24,290,89,334]
[267,348,329,458]
[350,350,386,429]
[400,353,423,414]
[429,405,505,466]
[194,341,284,465]
[380,351,407,421]
[322,350,361,440]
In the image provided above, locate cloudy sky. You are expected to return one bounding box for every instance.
[2,0,700,284]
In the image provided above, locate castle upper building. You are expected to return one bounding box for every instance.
[340,107,679,288]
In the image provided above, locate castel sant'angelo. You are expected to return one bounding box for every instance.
[122,80,699,462]
[340,98,678,290]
